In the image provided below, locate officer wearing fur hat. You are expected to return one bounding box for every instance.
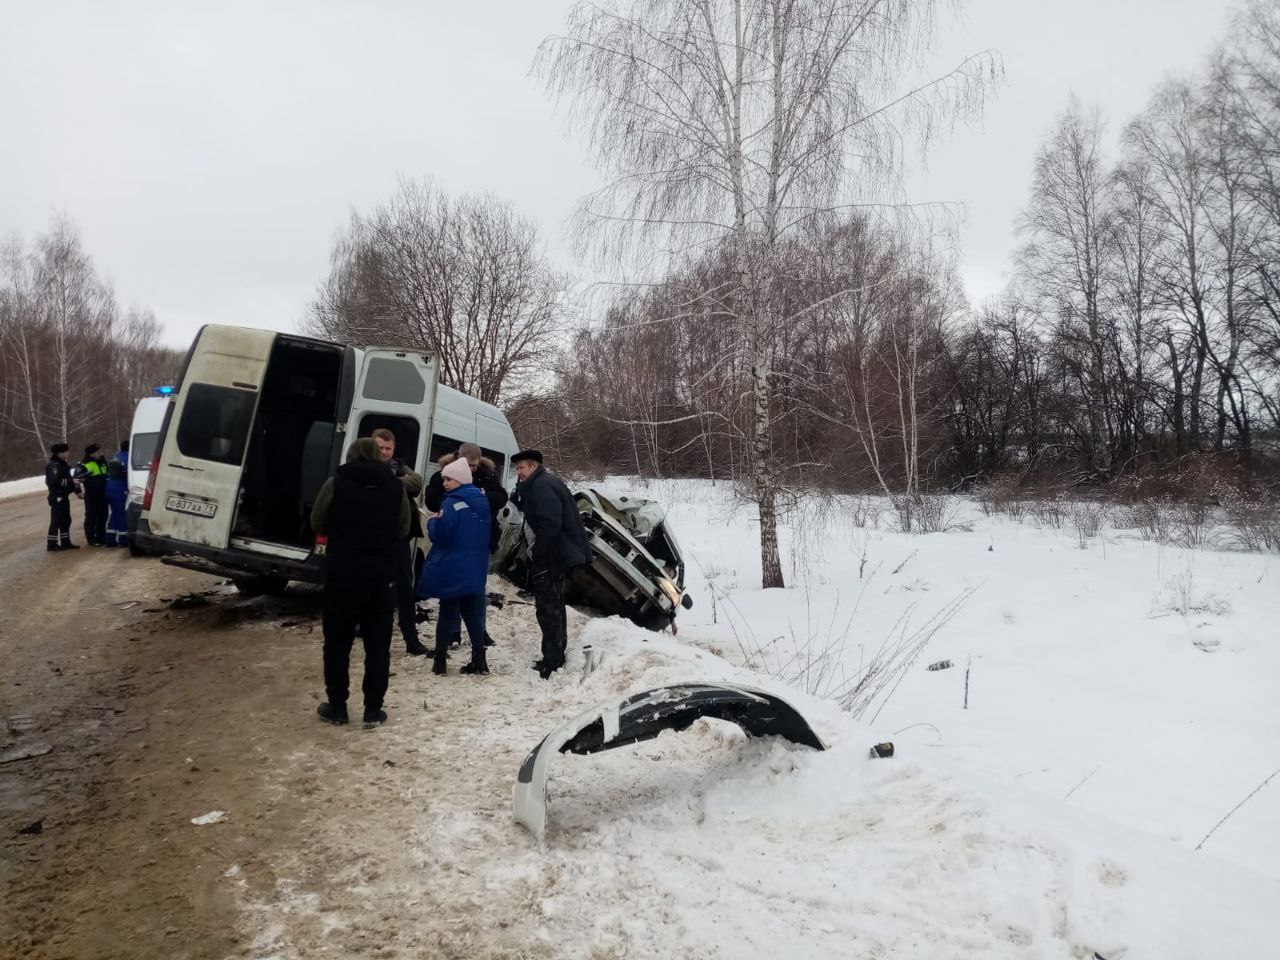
[310,438,411,728]
[417,457,493,676]
[44,442,80,551]
[511,450,589,679]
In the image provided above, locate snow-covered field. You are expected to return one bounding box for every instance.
[540,477,1280,956]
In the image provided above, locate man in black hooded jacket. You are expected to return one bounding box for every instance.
[311,438,410,728]
[511,450,589,679]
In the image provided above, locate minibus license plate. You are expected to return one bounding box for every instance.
[166,495,217,518]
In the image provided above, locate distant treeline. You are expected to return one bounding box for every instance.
[510,2,1280,498]
[0,218,183,482]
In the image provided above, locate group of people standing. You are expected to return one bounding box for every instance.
[44,441,131,551]
[310,430,589,729]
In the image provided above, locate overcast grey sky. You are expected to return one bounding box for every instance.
[0,0,1239,348]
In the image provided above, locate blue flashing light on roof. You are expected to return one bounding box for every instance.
[153,385,175,396]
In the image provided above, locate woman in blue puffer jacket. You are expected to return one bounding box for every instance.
[417,457,492,676]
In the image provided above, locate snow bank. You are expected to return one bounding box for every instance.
[419,617,1280,958]
[233,477,1279,957]
[0,475,44,500]
[584,477,1280,881]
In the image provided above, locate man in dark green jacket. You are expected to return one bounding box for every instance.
[311,438,410,728]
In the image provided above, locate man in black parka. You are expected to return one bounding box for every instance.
[44,442,80,551]
[311,438,410,728]
[511,450,589,679]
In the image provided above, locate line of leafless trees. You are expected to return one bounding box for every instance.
[0,217,182,482]
[952,2,1280,488]
[305,180,569,406]
[513,0,1280,527]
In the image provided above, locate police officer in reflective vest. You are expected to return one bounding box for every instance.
[74,443,109,546]
[45,442,80,551]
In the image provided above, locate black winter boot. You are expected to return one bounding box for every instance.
[459,654,489,675]
[405,638,429,656]
[317,702,349,725]
[432,648,447,676]
[362,708,387,728]
[537,659,563,680]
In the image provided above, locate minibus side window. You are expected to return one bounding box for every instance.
[361,359,426,404]
[427,434,464,469]
[358,415,420,468]
[176,384,256,465]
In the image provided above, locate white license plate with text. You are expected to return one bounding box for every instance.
[166,495,217,518]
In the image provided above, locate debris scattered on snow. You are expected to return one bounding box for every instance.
[191,810,227,826]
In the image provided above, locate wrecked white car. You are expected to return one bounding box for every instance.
[493,488,694,632]
[513,683,826,842]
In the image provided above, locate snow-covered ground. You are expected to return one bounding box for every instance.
[0,475,44,500]
[535,477,1280,955]
[14,466,1270,956]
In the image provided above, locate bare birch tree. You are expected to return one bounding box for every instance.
[538,0,998,587]
[0,237,48,457]
[0,218,179,478]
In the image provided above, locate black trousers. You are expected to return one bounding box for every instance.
[394,539,418,647]
[47,497,72,546]
[83,485,107,545]
[438,592,488,662]
[534,572,568,668]
[322,577,395,713]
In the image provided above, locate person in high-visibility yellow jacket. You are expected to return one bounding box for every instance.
[73,443,109,547]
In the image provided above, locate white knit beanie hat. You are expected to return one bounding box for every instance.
[441,458,472,485]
